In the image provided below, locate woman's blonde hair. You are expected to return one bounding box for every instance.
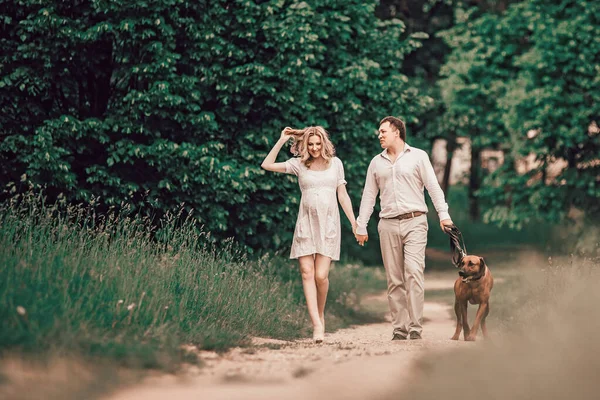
[288,126,335,167]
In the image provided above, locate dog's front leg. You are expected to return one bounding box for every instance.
[451,300,462,340]
[481,302,490,338]
[466,302,488,341]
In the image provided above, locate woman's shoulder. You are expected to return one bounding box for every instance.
[332,156,344,165]
[285,157,305,175]
[287,156,303,165]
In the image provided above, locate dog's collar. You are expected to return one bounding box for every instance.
[462,265,486,283]
[461,275,483,283]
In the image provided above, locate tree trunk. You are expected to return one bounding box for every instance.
[441,136,456,195]
[469,145,481,221]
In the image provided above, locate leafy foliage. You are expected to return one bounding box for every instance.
[490,0,600,226]
[0,0,431,252]
[438,0,600,226]
[438,6,526,149]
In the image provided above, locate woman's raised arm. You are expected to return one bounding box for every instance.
[261,128,292,173]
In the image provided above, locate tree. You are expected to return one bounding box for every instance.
[482,0,600,227]
[437,2,530,219]
[438,0,600,227]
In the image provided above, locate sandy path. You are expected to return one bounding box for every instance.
[107,277,476,400]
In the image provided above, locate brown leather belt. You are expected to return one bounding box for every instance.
[383,211,426,220]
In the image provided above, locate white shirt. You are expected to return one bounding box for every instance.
[356,144,450,235]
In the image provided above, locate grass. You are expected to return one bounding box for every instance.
[0,193,385,374]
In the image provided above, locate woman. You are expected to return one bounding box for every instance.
[261,126,357,343]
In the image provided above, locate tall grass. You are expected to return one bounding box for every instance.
[0,193,381,369]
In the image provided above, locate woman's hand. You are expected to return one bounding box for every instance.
[280,127,293,141]
[261,127,294,173]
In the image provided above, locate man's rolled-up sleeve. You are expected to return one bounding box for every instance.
[420,155,450,222]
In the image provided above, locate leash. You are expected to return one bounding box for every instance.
[443,224,467,268]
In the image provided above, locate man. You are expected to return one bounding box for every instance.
[354,116,453,340]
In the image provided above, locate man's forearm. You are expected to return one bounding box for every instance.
[422,158,451,221]
[356,194,376,235]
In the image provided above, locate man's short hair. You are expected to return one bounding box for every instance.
[379,116,406,141]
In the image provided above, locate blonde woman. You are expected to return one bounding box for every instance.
[261,126,357,343]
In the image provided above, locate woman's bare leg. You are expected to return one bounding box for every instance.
[314,254,332,332]
[298,255,323,339]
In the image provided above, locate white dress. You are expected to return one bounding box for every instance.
[284,156,347,261]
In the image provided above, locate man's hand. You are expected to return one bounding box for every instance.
[353,221,367,246]
[440,219,454,232]
[355,233,368,246]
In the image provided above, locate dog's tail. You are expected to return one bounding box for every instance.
[443,224,467,267]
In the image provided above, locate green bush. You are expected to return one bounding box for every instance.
[0,0,432,254]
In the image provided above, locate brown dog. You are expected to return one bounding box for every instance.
[451,255,494,341]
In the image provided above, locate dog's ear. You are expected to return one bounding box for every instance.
[479,257,486,273]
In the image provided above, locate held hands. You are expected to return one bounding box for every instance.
[352,221,368,246]
[356,234,368,246]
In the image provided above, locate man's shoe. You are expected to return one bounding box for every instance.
[392,333,407,341]
[409,331,422,340]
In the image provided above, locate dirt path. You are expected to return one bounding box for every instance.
[107,277,477,400]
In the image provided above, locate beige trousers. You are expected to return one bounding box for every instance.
[378,215,428,336]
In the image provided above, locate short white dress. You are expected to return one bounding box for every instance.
[284,156,347,261]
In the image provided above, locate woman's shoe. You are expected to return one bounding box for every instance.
[313,325,325,344]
